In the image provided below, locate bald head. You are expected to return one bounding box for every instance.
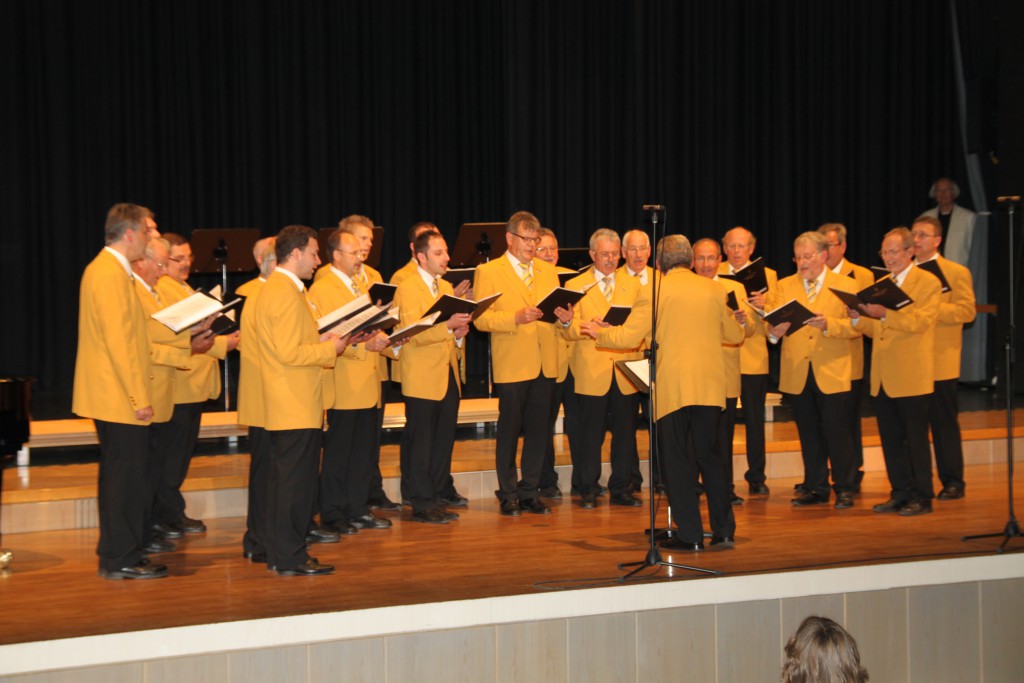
[722,227,756,270]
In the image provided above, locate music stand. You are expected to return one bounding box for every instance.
[557,247,593,272]
[450,222,508,266]
[318,226,384,269]
[190,228,259,411]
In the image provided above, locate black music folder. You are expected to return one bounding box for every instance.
[829,278,913,311]
[423,292,502,321]
[602,305,632,326]
[915,260,951,293]
[536,286,589,324]
[719,257,769,295]
[763,299,816,336]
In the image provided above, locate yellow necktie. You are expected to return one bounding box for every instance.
[805,279,818,304]
[351,277,361,296]
[602,276,613,302]
[519,263,533,289]
[431,277,440,298]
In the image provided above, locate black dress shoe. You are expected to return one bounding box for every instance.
[442,510,460,521]
[659,537,704,552]
[898,500,933,516]
[632,482,643,493]
[152,522,183,539]
[579,493,598,510]
[609,492,642,507]
[323,521,358,536]
[654,483,667,495]
[793,482,807,494]
[243,550,268,564]
[937,486,964,500]
[834,492,855,510]
[349,513,393,530]
[143,539,176,554]
[441,492,470,508]
[748,482,770,495]
[730,493,745,506]
[178,516,207,534]
[305,527,341,544]
[709,535,735,548]
[99,561,168,580]
[411,509,449,524]
[276,558,335,576]
[520,497,552,515]
[791,491,830,506]
[539,485,563,499]
[499,499,522,517]
[367,495,403,511]
[872,498,904,513]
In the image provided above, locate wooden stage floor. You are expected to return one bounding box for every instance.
[2,408,1023,647]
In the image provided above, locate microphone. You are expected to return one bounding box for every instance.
[642,204,665,212]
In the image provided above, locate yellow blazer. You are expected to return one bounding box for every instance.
[235,276,264,298]
[554,266,578,382]
[252,270,338,430]
[362,264,392,384]
[562,270,645,396]
[837,259,875,381]
[718,262,778,375]
[598,269,745,420]
[857,267,941,398]
[156,276,227,404]
[473,256,561,383]
[134,280,192,423]
[308,271,383,410]
[766,270,861,395]
[72,250,153,425]
[713,276,756,399]
[394,274,462,401]
[926,256,976,381]
[236,279,266,428]
[389,258,419,285]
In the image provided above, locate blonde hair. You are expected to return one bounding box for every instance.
[781,616,868,683]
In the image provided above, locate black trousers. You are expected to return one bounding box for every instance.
[849,377,866,478]
[657,405,734,543]
[494,374,555,502]
[541,370,580,490]
[929,378,965,490]
[716,397,738,494]
[95,420,150,572]
[322,407,378,524]
[740,373,768,484]
[152,401,203,524]
[243,426,270,555]
[404,369,460,512]
[145,420,173,539]
[875,387,934,503]
[368,381,388,501]
[266,428,321,569]
[788,367,856,496]
[577,381,640,496]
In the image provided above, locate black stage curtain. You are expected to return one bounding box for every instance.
[0,1,1000,410]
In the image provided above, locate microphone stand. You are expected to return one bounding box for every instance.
[214,239,231,411]
[963,195,1021,551]
[619,204,719,579]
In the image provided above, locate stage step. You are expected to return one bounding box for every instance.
[3,410,1021,536]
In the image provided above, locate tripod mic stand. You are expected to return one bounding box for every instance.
[963,195,1022,551]
[618,204,719,579]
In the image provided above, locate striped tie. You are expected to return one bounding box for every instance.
[351,277,361,296]
[602,276,613,302]
[519,263,533,289]
[431,277,440,298]
[357,270,369,292]
[805,279,818,304]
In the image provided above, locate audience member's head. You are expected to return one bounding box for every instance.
[781,616,868,683]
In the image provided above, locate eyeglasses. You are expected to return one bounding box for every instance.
[910,231,937,239]
[824,242,839,249]
[334,248,361,256]
[509,232,541,245]
[535,246,557,254]
[594,251,621,260]
[724,243,751,251]
[879,247,910,257]
[624,246,650,254]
